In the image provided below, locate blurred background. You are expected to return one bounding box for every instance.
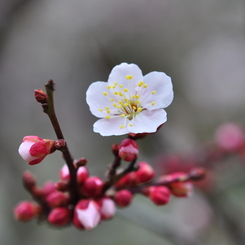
[1,0,245,244]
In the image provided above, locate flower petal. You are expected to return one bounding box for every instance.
[93,117,129,136]
[86,81,117,118]
[108,63,143,89]
[18,141,38,162]
[76,201,101,230]
[127,109,167,133]
[141,71,173,109]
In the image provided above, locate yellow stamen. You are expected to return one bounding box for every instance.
[151,101,155,105]
[107,85,111,89]
[103,92,108,96]
[129,124,133,127]
[105,115,110,119]
[152,91,156,95]
[98,109,103,112]
[123,88,129,92]
[120,125,125,129]
[125,75,133,80]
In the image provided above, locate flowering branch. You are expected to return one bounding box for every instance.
[15,63,207,231]
[36,80,79,206]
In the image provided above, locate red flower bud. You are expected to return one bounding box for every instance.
[159,172,193,197]
[22,171,36,190]
[135,162,155,184]
[46,191,69,208]
[48,207,70,226]
[41,181,56,197]
[114,172,137,189]
[118,139,139,162]
[144,186,170,205]
[82,177,104,197]
[14,201,40,222]
[114,190,133,208]
[18,136,55,165]
[34,89,48,103]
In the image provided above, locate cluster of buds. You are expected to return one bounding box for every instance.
[14,80,206,231]
[15,134,205,230]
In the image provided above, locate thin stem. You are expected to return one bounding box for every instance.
[44,80,79,206]
[103,155,122,192]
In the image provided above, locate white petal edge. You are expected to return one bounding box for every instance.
[93,117,129,136]
[127,109,167,134]
[108,63,144,89]
[142,71,174,109]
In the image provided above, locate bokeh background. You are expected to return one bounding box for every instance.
[1,0,245,244]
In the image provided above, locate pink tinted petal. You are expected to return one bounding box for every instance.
[23,135,43,142]
[29,157,45,165]
[29,142,47,157]
[60,164,70,180]
[142,72,173,109]
[18,141,37,162]
[101,198,116,219]
[86,81,116,118]
[108,63,143,88]
[93,117,129,136]
[127,109,167,134]
[76,201,101,230]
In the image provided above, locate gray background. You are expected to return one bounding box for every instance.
[1,0,245,244]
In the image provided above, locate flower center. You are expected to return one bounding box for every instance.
[98,76,156,129]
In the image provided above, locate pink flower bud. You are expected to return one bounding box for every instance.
[48,207,70,226]
[82,176,104,197]
[18,136,55,165]
[135,162,155,184]
[169,181,193,197]
[162,172,193,197]
[59,164,70,180]
[144,186,170,205]
[22,171,36,190]
[77,166,89,184]
[118,139,139,162]
[41,181,56,197]
[59,164,89,184]
[98,197,116,220]
[114,172,137,189]
[73,199,101,230]
[215,123,245,152]
[46,191,69,208]
[114,190,133,208]
[14,201,40,222]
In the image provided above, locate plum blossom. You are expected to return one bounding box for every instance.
[86,63,174,136]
